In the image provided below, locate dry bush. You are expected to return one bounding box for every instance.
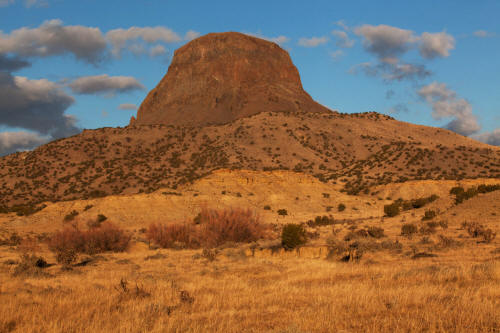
[146,223,196,249]
[147,207,265,249]
[462,222,496,243]
[198,207,264,247]
[13,254,49,277]
[401,223,418,238]
[48,222,131,263]
[367,226,385,238]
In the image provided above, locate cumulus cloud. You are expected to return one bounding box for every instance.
[298,36,328,47]
[0,19,107,64]
[0,131,50,155]
[106,26,181,57]
[388,103,409,114]
[331,30,354,48]
[472,129,500,146]
[353,24,455,83]
[0,54,30,72]
[118,103,137,110]
[419,32,455,59]
[354,24,416,63]
[68,74,144,95]
[418,82,480,136]
[149,44,166,57]
[0,72,79,139]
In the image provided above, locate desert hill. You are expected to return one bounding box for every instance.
[0,32,499,209]
[1,169,498,236]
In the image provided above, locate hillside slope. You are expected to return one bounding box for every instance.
[1,111,499,208]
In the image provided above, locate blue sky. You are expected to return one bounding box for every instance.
[0,0,499,155]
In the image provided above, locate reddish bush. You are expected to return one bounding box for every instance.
[146,223,197,248]
[147,207,265,249]
[48,222,131,259]
[198,207,264,247]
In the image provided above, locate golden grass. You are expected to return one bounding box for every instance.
[1,244,499,333]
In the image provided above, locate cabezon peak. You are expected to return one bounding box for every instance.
[134,32,332,127]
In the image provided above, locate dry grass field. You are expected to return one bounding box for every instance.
[0,174,499,332]
[0,244,499,332]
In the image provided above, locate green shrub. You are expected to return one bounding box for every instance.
[337,203,346,212]
[422,210,437,221]
[384,203,400,217]
[281,224,307,250]
[277,209,288,216]
[63,210,79,222]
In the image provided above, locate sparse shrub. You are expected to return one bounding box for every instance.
[198,208,264,247]
[281,223,307,250]
[148,207,264,249]
[422,210,437,221]
[263,205,271,210]
[201,248,217,261]
[306,215,335,227]
[462,222,496,243]
[367,226,385,238]
[277,209,288,216]
[337,203,346,212]
[401,223,418,238]
[384,202,400,217]
[63,210,79,222]
[97,214,107,223]
[83,205,93,211]
[147,223,195,249]
[436,235,462,249]
[343,229,369,241]
[48,222,131,260]
[13,254,49,277]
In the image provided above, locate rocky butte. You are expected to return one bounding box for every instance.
[133,32,332,127]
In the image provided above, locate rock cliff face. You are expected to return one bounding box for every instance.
[134,32,331,126]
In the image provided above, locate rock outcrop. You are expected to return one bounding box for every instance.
[134,32,331,126]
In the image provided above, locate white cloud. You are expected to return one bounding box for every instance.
[473,30,495,38]
[69,74,144,95]
[106,26,181,57]
[0,131,50,155]
[330,50,343,61]
[335,20,350,31]
[331,30,354,48]
[354,24,416,63]
[298,36,328,47]
[149,44,166,57]
[118,103,137,110]
[418,82,480,136]
[0,19,107,63]
[419,32,455,59]
[185,30,200,41]
[472,128,500,146]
